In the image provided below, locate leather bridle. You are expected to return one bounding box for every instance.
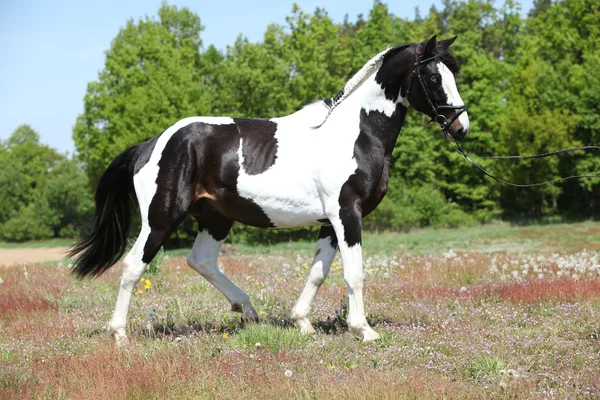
[405,44,467,136]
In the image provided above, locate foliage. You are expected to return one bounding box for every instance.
[0,126,93,241]
[4,0,599,243]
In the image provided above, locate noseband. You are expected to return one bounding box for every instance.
[405,44,467,135]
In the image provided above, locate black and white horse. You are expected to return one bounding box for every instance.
[70,35,470,343]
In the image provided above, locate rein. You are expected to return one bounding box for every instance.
[446,137,600,188]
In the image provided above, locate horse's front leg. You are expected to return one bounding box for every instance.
[291,226,338,334]
[329,206,380,341]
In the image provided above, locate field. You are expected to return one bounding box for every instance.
[1,222,599,399]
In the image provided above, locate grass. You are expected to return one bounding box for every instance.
[1,222,599,399]
[233,324,312,353]
[0,238,73,249]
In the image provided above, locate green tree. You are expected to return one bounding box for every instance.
[74,4,210,183]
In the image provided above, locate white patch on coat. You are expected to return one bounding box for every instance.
[437,62,470,131]
[234,73,406,228]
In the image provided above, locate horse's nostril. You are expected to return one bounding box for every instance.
[454,127,465,140]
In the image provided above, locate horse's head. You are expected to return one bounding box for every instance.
[400,36,470,140]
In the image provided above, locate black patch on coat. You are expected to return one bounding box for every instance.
[132,135,160,175]
[196,212,234,242]
[337,106,408,248]
[375,46,412,103]
[142,121,276,262]
[318,225,338,250]
[234,118,278,175]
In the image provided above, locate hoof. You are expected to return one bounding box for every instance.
[350,326,380,342]
[241,307,259,324]
[293,317,316,335]
[113,333,130,347]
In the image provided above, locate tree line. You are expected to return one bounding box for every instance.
[2,0,598,243]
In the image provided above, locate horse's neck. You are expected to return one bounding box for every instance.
[334,72,408,156]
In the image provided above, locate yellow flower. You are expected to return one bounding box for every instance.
[136,289,143,295]
[255,281,260,285]
[223,333,229,339]
[297,273,302,277]
[259,311,266,315]
[304,265,310,270]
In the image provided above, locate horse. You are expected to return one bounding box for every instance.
[69,35,470,344]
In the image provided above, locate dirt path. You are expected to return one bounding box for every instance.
[0,247,69,266]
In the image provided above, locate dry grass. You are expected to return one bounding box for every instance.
[1,224,599,399]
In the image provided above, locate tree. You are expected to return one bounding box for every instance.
[73,4,209,184]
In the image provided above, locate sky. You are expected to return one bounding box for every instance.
[0,0,531,155]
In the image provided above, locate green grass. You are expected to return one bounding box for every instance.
[468,355,505,381]
[0,238,73,249]
[232,324,312,353]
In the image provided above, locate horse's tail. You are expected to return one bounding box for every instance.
[69,145,140,278]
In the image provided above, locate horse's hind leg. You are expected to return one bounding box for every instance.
[187,213,258,322]
[291,226,338,334]
[109,181,191,345]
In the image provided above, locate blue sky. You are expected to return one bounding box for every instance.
[0,0,531,154]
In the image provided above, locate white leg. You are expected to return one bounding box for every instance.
[329,215,380,341]
[187,231,258,321]
[108,226,151,345]
[291,229,337,334]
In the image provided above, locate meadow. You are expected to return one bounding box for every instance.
[1,222,599,399]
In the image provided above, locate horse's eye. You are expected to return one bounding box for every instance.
[430,76,437,83]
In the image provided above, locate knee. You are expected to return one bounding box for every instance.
[343,271,364,289]
[188,256,218,279]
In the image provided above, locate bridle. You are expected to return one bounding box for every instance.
[404,42,600,187]
[405,44,467,136]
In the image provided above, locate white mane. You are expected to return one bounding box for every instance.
[310,45,407,128]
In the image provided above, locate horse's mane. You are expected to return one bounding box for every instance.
[310,40,458,128]
[311,44,410,128]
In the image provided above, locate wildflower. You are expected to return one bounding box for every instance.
[297,273,302,277]
[304,265,310,270]
[460,286,467,293]
[137,289,143,295]
[0,277,3,284]
[255,342,261,348]
[284,370,293,377]
[223,333,229,339]
[255,281,260,285]
[259,311,266,315]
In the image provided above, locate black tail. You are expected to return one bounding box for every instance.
[69,146,139,278]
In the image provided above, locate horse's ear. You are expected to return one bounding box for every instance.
[424,35,437,56]
[439,36,457,48]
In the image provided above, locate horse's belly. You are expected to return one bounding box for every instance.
[237,185,325,228]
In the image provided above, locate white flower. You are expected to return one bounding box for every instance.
[538,274,544,280]
[284,370,293,377]
[460,287,467,293]
[255,342,261,348]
